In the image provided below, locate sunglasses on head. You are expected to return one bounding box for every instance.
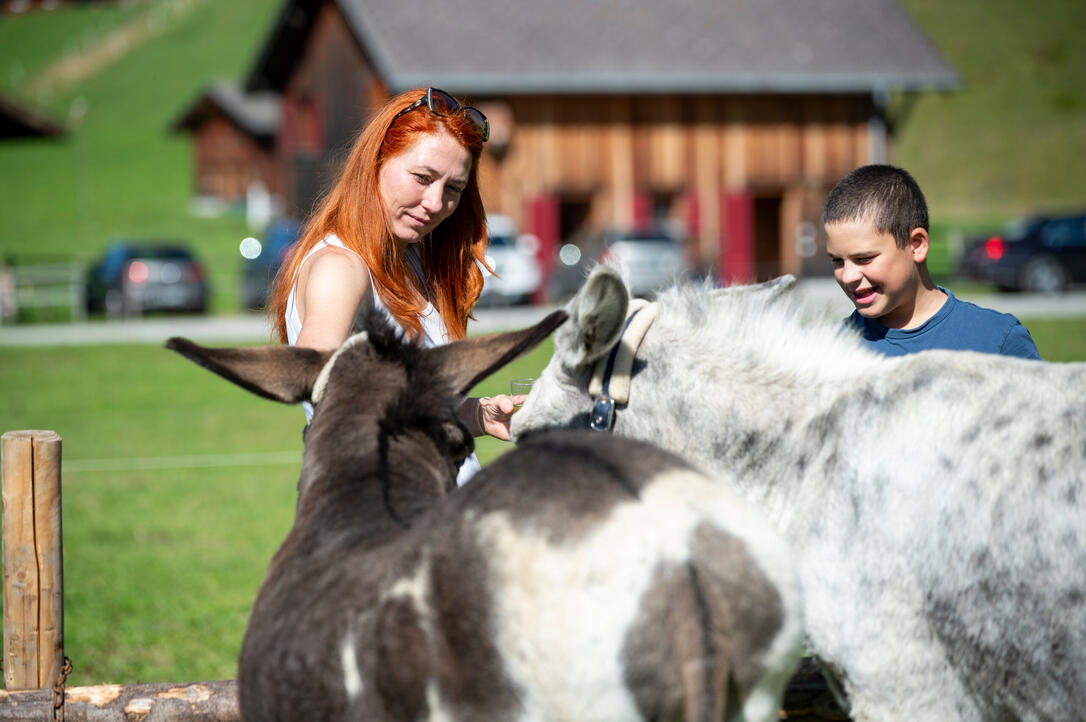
[390,87,490,142]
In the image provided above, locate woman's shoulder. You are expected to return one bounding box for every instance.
[307,242,366,267]
[297,236,371,303]
[301,236,368,277]
[301,246,369,291]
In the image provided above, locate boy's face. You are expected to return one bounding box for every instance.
[825,218,928,329]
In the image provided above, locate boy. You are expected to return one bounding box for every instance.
[822,164,1040,359]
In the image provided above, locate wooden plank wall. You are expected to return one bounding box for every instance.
[193,118,276,201]
[494,94,871,204]
[482,93,875,274]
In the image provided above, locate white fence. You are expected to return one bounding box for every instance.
[0,262,86,323]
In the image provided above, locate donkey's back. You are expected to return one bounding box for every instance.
[362,430,802,722]
[170,306,800,722]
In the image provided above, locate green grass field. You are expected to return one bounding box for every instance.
[2,321,1084,686]
[895,0,1086,223]
[0,335,553,685]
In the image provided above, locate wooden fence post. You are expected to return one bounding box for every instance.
[1,430,64,690]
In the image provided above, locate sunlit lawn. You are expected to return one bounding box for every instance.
[0,334,552,685]
[1,317,1082,685]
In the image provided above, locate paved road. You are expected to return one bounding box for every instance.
[2,279,1084,348]
[0,304,565,347]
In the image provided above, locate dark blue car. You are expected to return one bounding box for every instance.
[86,241,208,318]
[240,218,301,310]
[957,213,1086,293]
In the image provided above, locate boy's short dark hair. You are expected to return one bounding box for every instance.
[822,164,929,248]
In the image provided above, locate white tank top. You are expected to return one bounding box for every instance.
[285,234,481,485]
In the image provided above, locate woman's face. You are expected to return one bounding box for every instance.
[377,129,473,249]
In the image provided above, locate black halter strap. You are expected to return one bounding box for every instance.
[589,307,643,432]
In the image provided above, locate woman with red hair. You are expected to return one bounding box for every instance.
[267,88,509,485]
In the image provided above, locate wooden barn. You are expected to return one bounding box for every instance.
[173,83,281,204]
[176,0,957,291]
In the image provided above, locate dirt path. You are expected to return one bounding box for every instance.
[27,0,207,98]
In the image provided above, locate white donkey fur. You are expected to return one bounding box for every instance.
[512,265,1086,722]
[454,458,803,722]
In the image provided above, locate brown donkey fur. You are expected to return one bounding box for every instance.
[167,306,800,721]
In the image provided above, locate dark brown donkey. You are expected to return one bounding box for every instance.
[167,307,801,722]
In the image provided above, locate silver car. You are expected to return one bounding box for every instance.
[599,228,692,297]
[85,241,209,318]
[477,215,543,306]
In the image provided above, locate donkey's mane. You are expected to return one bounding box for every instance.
[651,278,881,382]
[313,306,466,468]
[311,307,469,523]
[354,306,464,438]
[355,305,424,366]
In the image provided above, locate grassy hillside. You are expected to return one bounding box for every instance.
[0,0,281,312]
[895,0,1086,224]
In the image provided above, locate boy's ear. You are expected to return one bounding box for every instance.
[909,227,930,263]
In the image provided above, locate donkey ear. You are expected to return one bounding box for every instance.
[429,310,568,396]
[559,264,629,368]
[165,338,332,404]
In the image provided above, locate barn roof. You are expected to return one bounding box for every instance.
[244,0,958,95]
[172,82,280,146]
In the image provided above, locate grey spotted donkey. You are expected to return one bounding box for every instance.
[512,264,1086,722]
[167,304,802,722]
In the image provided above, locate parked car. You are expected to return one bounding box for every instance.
[548,226,695,301]
[85,241,208,318]
[240,217,301,310]
[957,212,1086,293]
[476,214,542,306]
[599,227,693,298]
[547,231,606,302]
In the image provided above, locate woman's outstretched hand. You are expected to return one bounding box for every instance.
[475,394,526,441]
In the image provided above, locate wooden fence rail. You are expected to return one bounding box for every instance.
[0,679,238,721]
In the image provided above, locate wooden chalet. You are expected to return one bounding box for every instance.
[178,0,957,291]
[173,83,280,203]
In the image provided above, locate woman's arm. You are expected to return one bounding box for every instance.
[294,247,371,351]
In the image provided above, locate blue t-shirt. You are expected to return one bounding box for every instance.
[845,288,1041,359]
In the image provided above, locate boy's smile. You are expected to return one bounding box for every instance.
[825,218,939,329]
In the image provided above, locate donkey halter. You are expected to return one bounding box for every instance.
[588,299,658,431]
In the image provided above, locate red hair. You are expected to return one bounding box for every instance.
[268,88,489,343]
